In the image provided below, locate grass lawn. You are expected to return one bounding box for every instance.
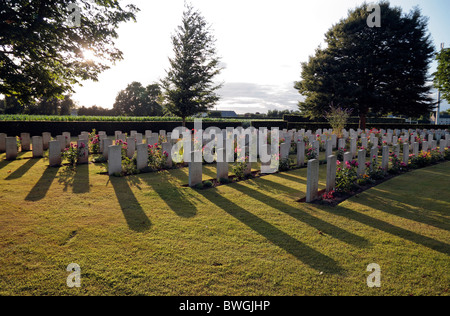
[0,149,449,296]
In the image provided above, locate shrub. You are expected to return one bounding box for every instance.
[305,144,317,160]
[279,157,293,172]
[324,104,352,138]
[219,177,230,184]
[231,157,249,180]
[203,181,213,188]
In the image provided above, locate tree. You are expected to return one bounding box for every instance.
[160,3,223,126]
[434,47,450,103]
[294,2,435,129]
[113,82,163,116]
[59,95,76,115]
[0,1,139,105]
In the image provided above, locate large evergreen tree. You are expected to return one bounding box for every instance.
[160,3,223,126]
[0,0,138,105]
[294,1,435,128]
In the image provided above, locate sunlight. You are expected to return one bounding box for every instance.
[82,49,97,62]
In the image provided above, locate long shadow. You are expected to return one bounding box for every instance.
[197,188,344,274]
[231,181,370,249]
[0,158,15,171]
[73,163,90,194]
[139,172,197,218]
[202,165,217,179]
[5,158,39,180]
[272,172,308,185]
[354,191,450,232]
[25,166,60,202]
[249,177,304,196]
[325,205,450,255]
[110,176,151,232]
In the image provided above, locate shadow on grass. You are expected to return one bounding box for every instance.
[110,176,151,232]
[326,205,450,256]
[139,171,197,218]
[231,181,370,249]
[355,191,450,232]
[73,163,90,194]
[25,166,60,202]
[197,188,344,274]
[5,158,39,180]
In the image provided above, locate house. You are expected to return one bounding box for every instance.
[430,113,450,125]
[202,110,238,118]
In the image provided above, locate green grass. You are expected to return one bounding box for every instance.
[0,150,449,296]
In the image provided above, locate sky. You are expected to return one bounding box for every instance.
[72,0,450,114]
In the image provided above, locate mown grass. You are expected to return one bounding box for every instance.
[0,149,448,296]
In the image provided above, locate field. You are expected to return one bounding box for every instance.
[0,149,448,296]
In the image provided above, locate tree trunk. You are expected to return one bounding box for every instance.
[182,117,186,127]
[359,112,367,130]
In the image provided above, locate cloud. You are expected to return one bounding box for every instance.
[215,82,303,114]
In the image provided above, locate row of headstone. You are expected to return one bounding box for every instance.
[304,137,450,203]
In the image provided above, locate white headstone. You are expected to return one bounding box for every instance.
[108,145,122,176]
[32,136,44,158]
[136,143,148,171]
[42,132,51,150]
[326,155,337,193]
[48,140,61,166]
[357,149,366,178]
[306,159,320,203]
[20,133,31,151]
[5,137,18,160]
[297,141,305,167]
[77,139,89,164]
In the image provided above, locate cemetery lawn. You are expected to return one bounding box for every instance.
[0,151,449,296]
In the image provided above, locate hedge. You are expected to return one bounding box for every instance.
[283,114,407,124]
[0,121,244,137]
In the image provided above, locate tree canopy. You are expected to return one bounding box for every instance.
[294,1,435,128]
[113,82,163,116]
[160,3,223,126]
[434,47,450,103]
[0,0,138,105]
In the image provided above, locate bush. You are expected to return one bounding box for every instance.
[335,160,358,193]
[203,181,213,188]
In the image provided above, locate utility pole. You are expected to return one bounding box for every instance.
[436,43,444,125]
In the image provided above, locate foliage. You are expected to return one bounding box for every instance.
[113,82,163,116]
[324,104,352,138]
[388,152,407,174]
[231,157,249,180]
[305,144,317,160]
[62,142,86,166]
[160,4,223,125]
[335,160,358,193]
[89,130,100,154]
[294,2,435,128]
[434,47,450,103]
[148,143,168,171]
[0,0,139,104]
[279,157,293,172]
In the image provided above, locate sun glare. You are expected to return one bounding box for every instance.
[82,49,97,62]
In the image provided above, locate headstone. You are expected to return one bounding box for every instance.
[361,137,368,149]
[357,149,366,178]
[297,141,305,167]
[403,143,409,166]
[126,137,136,159]
[147,135,159,147]
[77,139,89,164]
[326,155,337,193]
[115,131,122,140]
[99,135,108,153]
[56,135,66,152]
[135,133,143,145]
[5,137,18,160]
[216,148,228,180]
[20,133,31,151]
[370,147,378,171]
[343,152,352,164]
[430,140,437,150]
[393,144,400,159]
[325,139,333,158]
[48,140,61,166]
[32,136,44,158]
[381,146,389,172]
[306,159,320,203]
[0,133,6,152]
[338,138,346,150]
[102,139,113,160]
[439,139,446,153]
[108,145,122,176]
[413,142,419,156]
[422,141,428,153]
[280,142,289,160]
[63,132,71,148]
[136,143,149,171]
[188,152,203,187]
[42,132,51,150]
[331,134,337,149]
[161,142,173,169]
[312,140,320,158]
